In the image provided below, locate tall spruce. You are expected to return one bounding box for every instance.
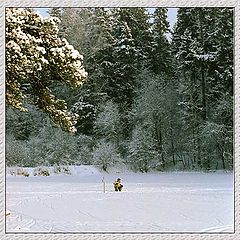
[150,8,172,75]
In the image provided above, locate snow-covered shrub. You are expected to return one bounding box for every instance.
[7,123,91,168]
[53,164,61,174]
[33,166,50,176]
[21,169,29,177]
[62,166,71,175]
[53,165,71,175]
[8,167,29,177]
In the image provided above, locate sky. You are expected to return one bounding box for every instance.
[36,8,178,30]
[167,8,178,29]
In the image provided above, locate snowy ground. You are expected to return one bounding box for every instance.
[6,166,234,233]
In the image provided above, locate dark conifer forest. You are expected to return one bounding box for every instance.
[6,8,233,172]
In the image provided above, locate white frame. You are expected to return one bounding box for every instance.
[1,0,239,239]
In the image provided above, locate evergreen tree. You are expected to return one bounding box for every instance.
[57,8,112,134]
[6,8,87,133]
[150,8,172,75]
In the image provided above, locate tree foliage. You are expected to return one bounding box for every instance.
[6,8,87,132]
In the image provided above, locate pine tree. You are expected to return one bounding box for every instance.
[6,8,87,133]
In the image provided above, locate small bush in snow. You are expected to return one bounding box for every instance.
[53,164,61,174]
[33,167,50,176]
[62,166,71,175]
[9,167,29,177]
[53,165,71,175]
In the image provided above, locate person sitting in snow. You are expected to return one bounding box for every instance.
[113,178,123,191]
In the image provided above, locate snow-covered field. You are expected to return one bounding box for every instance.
[6,166,234,233]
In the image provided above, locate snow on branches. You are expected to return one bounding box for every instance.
[6,8,88,133]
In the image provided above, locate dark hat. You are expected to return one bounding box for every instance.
[117,178,121,181]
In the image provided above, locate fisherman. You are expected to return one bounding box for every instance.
[113,178,123,191]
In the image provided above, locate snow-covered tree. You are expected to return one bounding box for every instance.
[150,8,172,75]
[6,8,87,133]
[95,12,137,108]
[92,139,121,171]
[128,125,160,172]
[53,8,112,134]
[113,8,152,64]
[132,72,171,168]
[94,101,121,144]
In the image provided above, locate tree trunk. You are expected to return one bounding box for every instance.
[222,153,226,170]
[192,128,197,165]
[197,137,202,168]
[158,119,165,168]
[154,114,165,168]
[200,61,207,121]
[170,121,175,165]
[215,140,226,170]
[199,9,207,121]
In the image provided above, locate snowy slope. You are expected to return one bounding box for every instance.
[6,167,234,233]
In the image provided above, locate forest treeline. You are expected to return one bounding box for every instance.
[6,8,233,172]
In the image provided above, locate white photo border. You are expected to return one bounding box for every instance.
[0,0,239,239]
